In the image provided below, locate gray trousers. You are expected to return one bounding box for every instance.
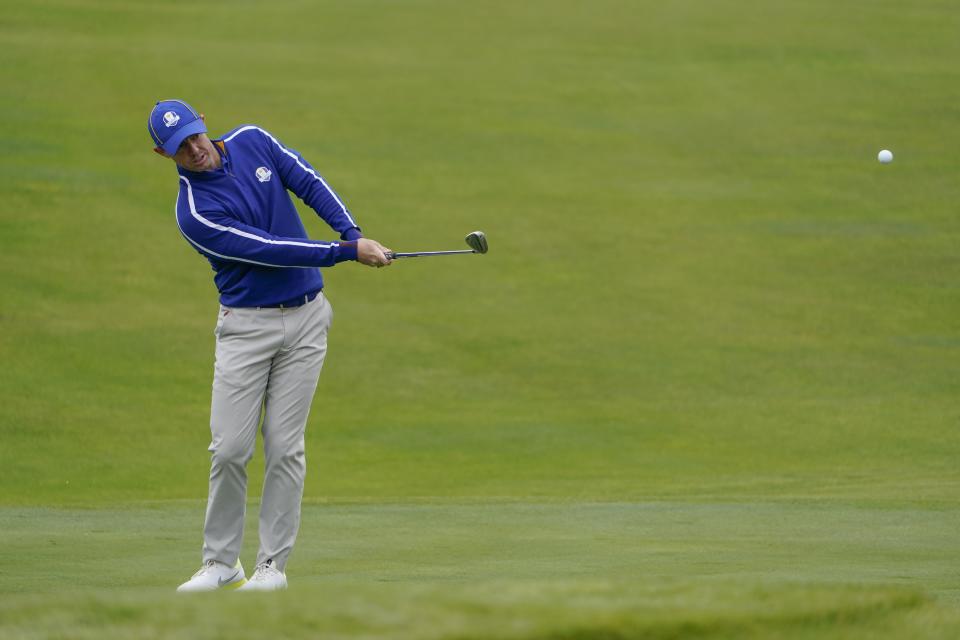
[201,292,332,572]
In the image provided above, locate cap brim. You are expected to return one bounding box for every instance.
[162,119,207,156]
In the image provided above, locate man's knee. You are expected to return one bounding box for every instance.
[265,447,306,476]
[209,438,254,470]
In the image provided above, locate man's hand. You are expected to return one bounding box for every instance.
[357,238,393,268]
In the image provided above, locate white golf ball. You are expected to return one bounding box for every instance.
[878,149,893,164]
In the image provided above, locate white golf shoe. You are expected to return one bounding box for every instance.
[237,559,287,591]
[176,559,246,592]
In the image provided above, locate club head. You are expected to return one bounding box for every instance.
[465,231,488,254]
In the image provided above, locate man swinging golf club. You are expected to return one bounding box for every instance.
[148,99,393,591]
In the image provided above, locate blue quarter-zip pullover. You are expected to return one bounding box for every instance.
[174,125,362,307]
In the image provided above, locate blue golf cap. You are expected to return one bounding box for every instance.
[148,99,207,156]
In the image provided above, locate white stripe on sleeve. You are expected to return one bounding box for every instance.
[176,176,336,268]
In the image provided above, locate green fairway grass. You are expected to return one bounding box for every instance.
[1,0,958,637]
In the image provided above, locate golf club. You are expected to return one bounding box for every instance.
[388,231,488,259]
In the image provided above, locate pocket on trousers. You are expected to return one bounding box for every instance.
[214,307,232,339]
[322,295,333,331]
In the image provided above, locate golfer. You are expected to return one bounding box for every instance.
[148,99,392,591]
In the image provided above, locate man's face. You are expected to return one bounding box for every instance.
[171,133,220,172]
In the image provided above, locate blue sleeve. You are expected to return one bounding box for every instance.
[176,191,358,268]
[259,129,364,242]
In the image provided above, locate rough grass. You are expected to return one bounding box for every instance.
[0,582,938,640]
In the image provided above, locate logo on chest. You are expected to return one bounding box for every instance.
[255,167,272,183]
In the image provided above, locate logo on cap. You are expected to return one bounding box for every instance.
[163,111,181,128]
[256,167,272,183]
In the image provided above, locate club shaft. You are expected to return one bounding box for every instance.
[390,250,476,258]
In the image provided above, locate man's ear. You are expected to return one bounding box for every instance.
[153,147,169,158]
